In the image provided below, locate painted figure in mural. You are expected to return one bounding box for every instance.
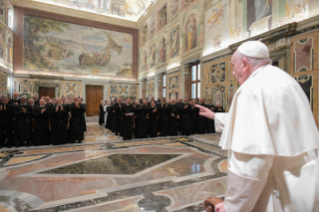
[254,0,272,21]
[207,4,227,29]
[286,0,309,21]
[0,29,3,59]
[159,37,166,63]
[8,37,13,63]
[143,51,147,71]
[169,77,178,89]
[170,0,179,18]
[150,45,156,68]
[185,14,197,52]
[0,0,4,16]
[170,28,180,58]
[149,18,156,36]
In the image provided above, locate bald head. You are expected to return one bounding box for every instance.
[13,92,19,100]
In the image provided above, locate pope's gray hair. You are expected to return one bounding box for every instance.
[237,52,272,69]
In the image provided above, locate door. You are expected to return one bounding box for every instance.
[86,85,103,116]
[39,87,55,98]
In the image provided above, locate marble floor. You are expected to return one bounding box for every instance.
[0,116,227,212]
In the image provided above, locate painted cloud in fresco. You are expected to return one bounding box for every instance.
[23,16,133,77]
[37,0,150,21]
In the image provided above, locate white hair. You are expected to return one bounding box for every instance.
[238,52,272,69]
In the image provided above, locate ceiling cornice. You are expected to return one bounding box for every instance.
[136,0,160,28]
[13,0,139,29]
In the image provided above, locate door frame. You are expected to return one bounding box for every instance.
[33,82,60,98]
[85,84,105,116]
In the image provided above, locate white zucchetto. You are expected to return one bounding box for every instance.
[237,41,269,59]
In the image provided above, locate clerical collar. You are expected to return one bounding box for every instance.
[21,103,27,106]
[126,103,130,106]
[57,105,62,107]
[40,105,45,108]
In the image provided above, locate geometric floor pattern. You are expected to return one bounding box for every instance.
[0,117,227,212]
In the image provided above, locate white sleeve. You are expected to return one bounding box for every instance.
[224,151,274,212]
[214,113,228,132]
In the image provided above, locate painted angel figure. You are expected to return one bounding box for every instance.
[207,4,227,29]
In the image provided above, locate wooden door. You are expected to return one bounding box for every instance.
[86,85,103,116]
[39,87,55,98]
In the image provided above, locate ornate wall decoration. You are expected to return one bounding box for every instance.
[170,0,179,21]
[149,16,156,38]
[295,74,313,111]
[109,84,139,100]
[294,38,313,72]
[0,22,5,63]
[0,70,6,96]
[184,13,197,52]
[167,72,179,100]
[158,36,167,64]
[147,80,155,98]
[6,29,13,66]
[170,25,180,59]
[211,62,226,84]
[0,0,5,25]
[211,85,226,109]
[60,81,82,99]
[23,15,134,78]
[149,43,156,68]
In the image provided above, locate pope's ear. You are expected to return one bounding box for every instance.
[242,57,249,73]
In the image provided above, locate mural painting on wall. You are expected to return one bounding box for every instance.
[34,0,148,21]
[183,0,195,10]
[149,16,156,37]
[205,1,229,52]
[204,65,209,85]
[170,0,179,21]
[169,76,178,90]
[0,22,5,62]
[130,85,138,98]
[170,26,180,58]
[147,81,155,98]
[211,62,226,84]
[142,50,148,72]
[110,85,118,98]
[211,85,226,109]
[0,0,5,25]
[294,38,313,73]
[275,0,308,27]
[149,43,156,68]
[23,16,133,77]
[159,36,167,64]
[119,85,129,96]
[0,71,6,96]
[246,0,272,37]
[295,75,313,111]
[185,14,197,52]
[227,84,236,110]
[65,83,77,94]
[6,29,13,65]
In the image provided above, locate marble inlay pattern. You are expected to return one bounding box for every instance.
[114,139,171,147]
[22,145,101,155]
[6,155,45,166]
[40,154,181,175]
[0,135,228,212]
[84,125,113,136]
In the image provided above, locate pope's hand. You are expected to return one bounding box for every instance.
[215,202,226,212]
[195,104,215,119]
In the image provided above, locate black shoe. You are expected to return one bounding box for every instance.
[7,145,11,148]
[15,143,20,148]
[78,140,82,143]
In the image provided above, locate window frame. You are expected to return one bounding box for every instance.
[190,61,201,100]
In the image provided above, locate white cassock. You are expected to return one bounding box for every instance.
[215,64,319,212]
[104,105,107,126]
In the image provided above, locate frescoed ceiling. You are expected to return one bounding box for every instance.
[26,0,152,22]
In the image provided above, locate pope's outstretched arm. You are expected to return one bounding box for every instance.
[195,104,228,131]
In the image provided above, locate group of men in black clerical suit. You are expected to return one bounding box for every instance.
[0,92,87,148]
[101,96,224,140]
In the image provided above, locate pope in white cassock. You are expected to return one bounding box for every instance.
[196,41,319,212]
